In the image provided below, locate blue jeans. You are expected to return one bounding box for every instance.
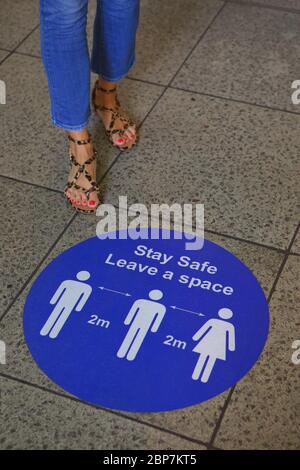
[40,0,140,131]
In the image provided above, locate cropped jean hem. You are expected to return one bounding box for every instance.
[51,116,90,132]
[92,57,136,83]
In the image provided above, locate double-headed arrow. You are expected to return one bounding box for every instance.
[170,305,204,317]
[98,286,131,297]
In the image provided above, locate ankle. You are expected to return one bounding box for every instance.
[68,129,90,142]
[97,76,118,91]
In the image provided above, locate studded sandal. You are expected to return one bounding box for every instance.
[92,79,138,151]
[64,133,100,213]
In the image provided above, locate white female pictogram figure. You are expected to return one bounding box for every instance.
[192,308,235,383]
[40,271,92,339]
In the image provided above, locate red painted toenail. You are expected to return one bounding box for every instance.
[117,138,125,144]
[88,200,96,206]
[82,200,87,205]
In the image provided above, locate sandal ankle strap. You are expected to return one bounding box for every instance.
[68,132,92,145]
[95,80,117,94]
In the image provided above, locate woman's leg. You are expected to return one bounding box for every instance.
[201,357,217,383]
[91,0,140,149]
[40,0,90,130]
[40,0,99,210]
[192,354,208,381]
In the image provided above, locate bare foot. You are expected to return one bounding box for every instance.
[64,129,100,212]
[92,78,137,150]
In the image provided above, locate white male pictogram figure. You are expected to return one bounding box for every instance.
[40,271,92,339]
[192,308,236,383]
[117,290,166,361]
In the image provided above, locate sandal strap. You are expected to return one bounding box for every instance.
[69,151,96,167]
[97,105,117,114]
[67,180,99,199]
[68,133,91,145]
[69,152,97,186]
[92,82,136,149]
[67,133,99,201]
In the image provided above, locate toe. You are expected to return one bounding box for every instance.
[124,126,137,146]
[124,129,134,140]
[81,194,87,206]
[75,195,82,206]
[69,189,76,204]
[87,199,97,209]
[113,133,127,147]
[127,126,136,138]
[87,191,99,209]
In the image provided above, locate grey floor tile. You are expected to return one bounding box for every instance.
[215,255,300,449]
[0,209,282,443]
[0,0,38,50]
[291,227,300,254]
[173,2,300,112]
[101,88,300,248]
[0,377,205,450]
[128,0,224,85]
[0,176,71,313]
[0,53,162,190]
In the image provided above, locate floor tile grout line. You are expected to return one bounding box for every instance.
[0,24,39,67]
[127,76,300,116]
[111,202,289,254]
[0,51,12,67]
[203,227,287,254]
[266,220,300,303]
[126,74,168,89]
[207,219,300,447]
[290,251,300,257]
[169,84,300,116]
[0,212,77,325]
[208,386,236,447]
[227,0,300,15]
[0,371,210,450]
[5,50,42,61]
[0,174,64,195]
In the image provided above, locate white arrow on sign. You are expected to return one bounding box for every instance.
[170,306,204,317]
[98,286,131,297]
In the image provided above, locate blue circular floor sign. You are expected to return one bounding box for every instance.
[24,229,269,412]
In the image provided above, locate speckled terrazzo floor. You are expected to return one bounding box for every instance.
[0,0,299,450]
